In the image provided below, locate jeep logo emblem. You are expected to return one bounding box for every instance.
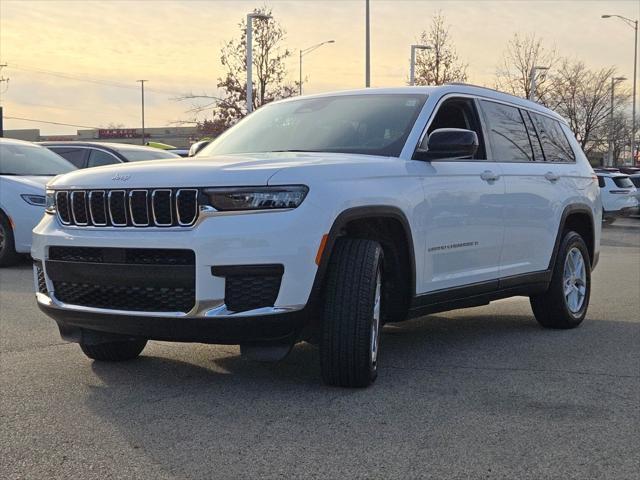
[112,173,131,182]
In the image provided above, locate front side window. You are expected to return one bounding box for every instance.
[425,97,487,160]
[530,113,575,162]
[0,143,76,175]
[480,100,533,162]
[200,94,428,158]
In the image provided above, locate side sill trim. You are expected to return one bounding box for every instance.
[408,270,551,319]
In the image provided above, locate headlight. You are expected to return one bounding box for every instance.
[21,194,46,207]
[44,190,56,214]
[202,185,309,211]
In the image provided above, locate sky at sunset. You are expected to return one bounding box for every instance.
[0,0,638,135]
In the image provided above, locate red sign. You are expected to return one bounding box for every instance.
[98,128,140,139]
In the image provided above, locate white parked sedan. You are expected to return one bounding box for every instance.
[0,138,76,266]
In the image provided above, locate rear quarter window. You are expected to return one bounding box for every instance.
[613,176,634,188]
[530,113,576,162]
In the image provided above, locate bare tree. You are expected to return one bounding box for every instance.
[546,60,628,154]
[496,33,557,101]
[178,6,297,137]
[413,12,468,86]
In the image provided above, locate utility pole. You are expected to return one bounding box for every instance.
[137,80,147,145]
[609,76,626,167]
[0,63,8,138]
[365,0,370,87]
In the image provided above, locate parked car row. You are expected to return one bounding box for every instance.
[593,168,640,224]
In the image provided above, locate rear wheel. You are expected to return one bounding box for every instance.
[0,214,21,268]
[80,339,147,361]
[530,231,591,329]
[320,238,383,388]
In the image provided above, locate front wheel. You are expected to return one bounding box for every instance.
[0,215,21,267]
[320,238,384,388]
[530,231,591,329]
[80,338,147,361]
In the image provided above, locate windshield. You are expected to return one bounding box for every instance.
[0,143,76,175]
[200,94,428,157]
[116,148,180,162]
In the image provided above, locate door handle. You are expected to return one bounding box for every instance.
[480,170,500,183]
[544,171,560,183]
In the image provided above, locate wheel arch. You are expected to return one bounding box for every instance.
[308,205,416,317]
[549,204,596,271]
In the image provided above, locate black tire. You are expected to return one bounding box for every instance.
[320,238,384,388]
[0,214,21,268]
[80,339,147,361]
[530,231,591,329]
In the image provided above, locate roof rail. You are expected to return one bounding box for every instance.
[444,82,524,98]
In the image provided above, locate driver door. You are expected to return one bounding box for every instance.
[417,96,505,294]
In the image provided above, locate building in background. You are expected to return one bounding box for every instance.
[4,126,201,148]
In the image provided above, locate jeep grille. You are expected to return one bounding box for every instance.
[54,189,199,227]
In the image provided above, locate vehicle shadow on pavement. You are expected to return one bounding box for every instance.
[80,312,639,478]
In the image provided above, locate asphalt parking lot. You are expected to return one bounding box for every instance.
[1,219,638,479]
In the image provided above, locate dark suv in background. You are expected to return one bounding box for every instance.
[41,142,179,169]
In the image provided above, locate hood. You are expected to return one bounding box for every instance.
[0,175,49,192]
[47,152,398,189]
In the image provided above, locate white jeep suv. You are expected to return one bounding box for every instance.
[33,85,601,387]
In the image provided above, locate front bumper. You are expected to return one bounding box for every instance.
[37,293,306,344]
[32,204,331,344]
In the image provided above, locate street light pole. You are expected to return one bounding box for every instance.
[137,80,147,146]
[409,45,432,86]
[609,76,627,167]
[246,12,272,114]
[299,40,335,96]
[602,14,638,164]
[365,0,370,87]
[529,66,549,101]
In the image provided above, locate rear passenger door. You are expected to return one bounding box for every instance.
[480,100,575,277]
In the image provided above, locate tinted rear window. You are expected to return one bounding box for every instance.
[630,177,640,188]
[480,100,533,162]
[613,176,634,188]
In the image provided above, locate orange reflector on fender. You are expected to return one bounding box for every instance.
[315,234,329,266]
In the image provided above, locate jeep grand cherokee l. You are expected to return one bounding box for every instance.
[33,85,601,387]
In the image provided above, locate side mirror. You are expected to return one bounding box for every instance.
[415,128,479,161]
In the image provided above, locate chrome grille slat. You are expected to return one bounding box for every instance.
[176,189,198,226]
[152,189,173,226]
[108,190,128,226]
[55,188,198,228]
[88,191,107,226]
[70,191,89,225]
[55,191,71,225]
[129,190,150,226]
